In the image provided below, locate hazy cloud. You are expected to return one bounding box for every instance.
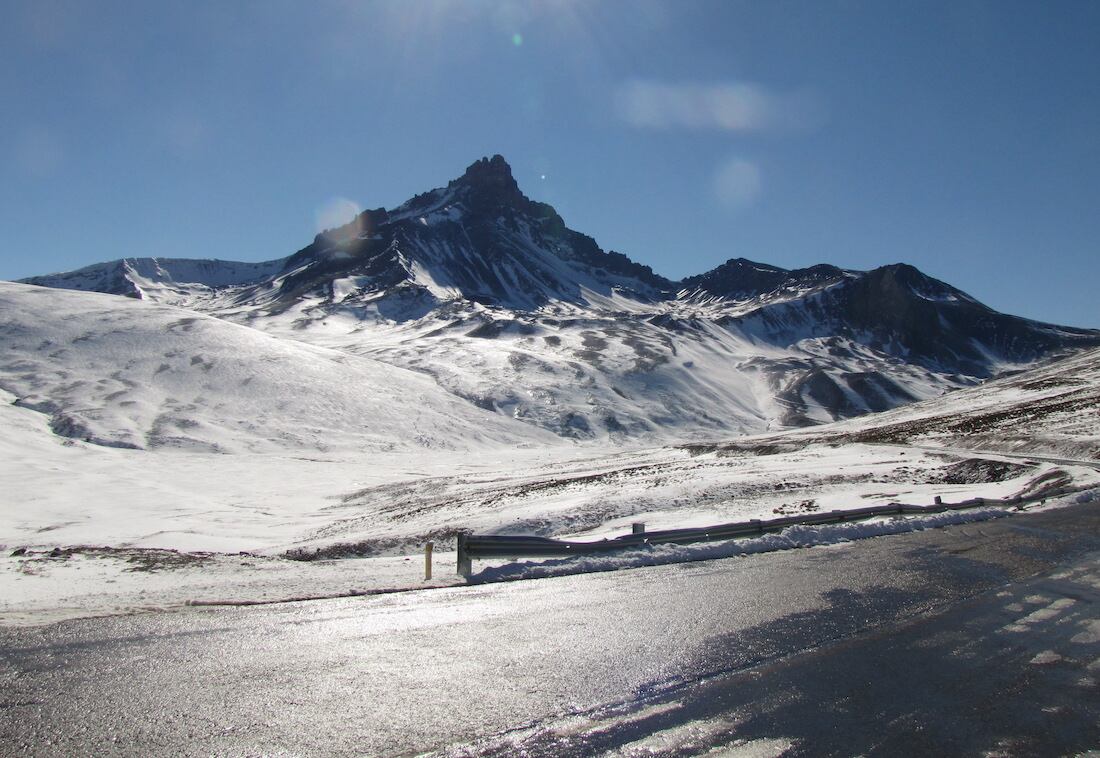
[713,158,761,209]
[616,79,824,133]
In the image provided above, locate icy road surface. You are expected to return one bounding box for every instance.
[2,501,1100,756]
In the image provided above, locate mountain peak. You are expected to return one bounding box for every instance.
[453,154,517,188]
[448,155,526,210]
[462,154,512,178]
[864,263,965,300]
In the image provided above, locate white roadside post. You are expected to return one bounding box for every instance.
[424,541,433,581]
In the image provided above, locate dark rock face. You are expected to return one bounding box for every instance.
[844,263,1088,370]
[737,263,1100,377]
[446,154,527,214]
[269,155,673,310]
[681,258,847,300]
[846,372,917,412]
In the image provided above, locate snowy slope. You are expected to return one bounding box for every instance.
[3,331,1096,562]
[22,256,287,305]
[3,316,1099,623]
[235,301,957,441]
[0,282,557,454]
[814,345,1100,460]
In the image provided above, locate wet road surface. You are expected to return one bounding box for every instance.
[2,502,1100,756]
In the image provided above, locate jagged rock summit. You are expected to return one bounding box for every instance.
[16,154,1100,441]
[449,154,526,206]
[263,154,671,312]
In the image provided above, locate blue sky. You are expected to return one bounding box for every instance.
[2,0,1098,327]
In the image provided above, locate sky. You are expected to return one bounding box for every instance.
[1,0,1098,328]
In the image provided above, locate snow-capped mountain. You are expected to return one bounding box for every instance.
[17,155,1100,443]
[22,256,287,305]
[274,153,671,312]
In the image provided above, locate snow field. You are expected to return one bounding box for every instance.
[0,282,558,454]
[4,380,1096,624]
[2,281,1098,625]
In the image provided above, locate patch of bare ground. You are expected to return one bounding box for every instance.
[927,458,1035,485]
[817,386,1099,453]
[678,441,809,457]
[9,546,219,572]
[772,499,819,516]
[284,528,468,561]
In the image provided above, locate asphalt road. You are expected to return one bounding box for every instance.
[2,501,1100,757]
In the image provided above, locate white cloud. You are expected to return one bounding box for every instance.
[615,79,824,133]
[713,158,762,209]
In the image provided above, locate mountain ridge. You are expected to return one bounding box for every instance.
[14,154,1100,441]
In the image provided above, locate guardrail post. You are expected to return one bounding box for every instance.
[456,533,472,578]
[424,541,433,581]
[632,522,645,535]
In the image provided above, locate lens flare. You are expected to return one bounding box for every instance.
[314,197,362,238]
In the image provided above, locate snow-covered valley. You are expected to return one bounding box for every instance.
[4,156,1100,625]
[2,274,1098,623]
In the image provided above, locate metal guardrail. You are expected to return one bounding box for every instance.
[455,482,1079,577]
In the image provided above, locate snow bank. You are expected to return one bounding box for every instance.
[470,508,1018,583]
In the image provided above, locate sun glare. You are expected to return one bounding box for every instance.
[314,197,362,236]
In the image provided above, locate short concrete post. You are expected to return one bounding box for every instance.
[632,522,646,535]
[424,541,433,581]
[456,533,472,578]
